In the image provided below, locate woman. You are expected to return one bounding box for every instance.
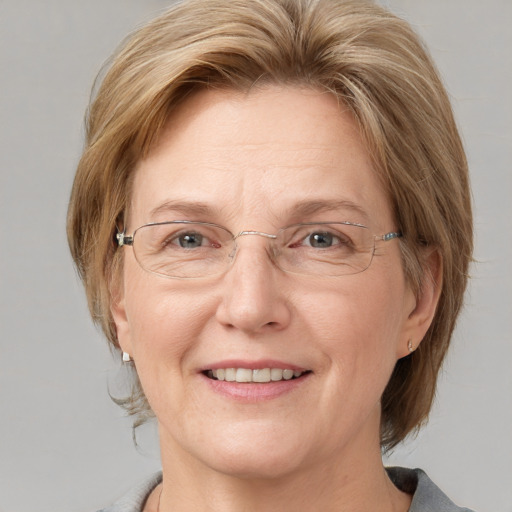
[67,0,474,510]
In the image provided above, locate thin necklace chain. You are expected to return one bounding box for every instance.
[156,486,162,512]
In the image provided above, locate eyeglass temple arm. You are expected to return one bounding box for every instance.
[116,232,133,246]
[380,232,402,241]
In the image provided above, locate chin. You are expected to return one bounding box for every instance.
[186,421,312,480]
[207,451,305,481]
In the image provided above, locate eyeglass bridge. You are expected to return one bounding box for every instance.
[234,230,277,240]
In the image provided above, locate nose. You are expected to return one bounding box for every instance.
[215,236,292,334]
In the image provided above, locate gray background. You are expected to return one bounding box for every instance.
[0,1,510,511]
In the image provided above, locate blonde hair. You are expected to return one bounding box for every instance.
[67,0,472,449]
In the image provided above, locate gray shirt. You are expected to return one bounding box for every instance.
[98,467,476,512]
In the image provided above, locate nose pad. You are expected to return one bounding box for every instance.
[228,245,237,260]
[226,240,279,269]
[268,243,280,264]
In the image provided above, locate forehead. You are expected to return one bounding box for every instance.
[130,86,393,230]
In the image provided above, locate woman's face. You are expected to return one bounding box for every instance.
[113,86,425,478]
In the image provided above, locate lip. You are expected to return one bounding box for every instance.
[199,359,312,402]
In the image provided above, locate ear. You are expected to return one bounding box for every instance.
[110,277,134,359]
[397,247,443,358]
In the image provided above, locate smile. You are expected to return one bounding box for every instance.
[205,368,309,383]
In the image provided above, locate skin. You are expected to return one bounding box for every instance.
[112,86,440,512]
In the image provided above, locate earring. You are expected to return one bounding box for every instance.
[408,340,414,353]
[122,352,132,362]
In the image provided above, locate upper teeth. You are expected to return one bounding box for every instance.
[209,368,305,383]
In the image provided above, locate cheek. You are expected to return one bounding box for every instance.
[125,298,206,429]
[297,271,406,383]
[299,271,405,342]
[121,263,217,406]
[125,279,211,358]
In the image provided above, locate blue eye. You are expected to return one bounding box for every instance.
[285,225,354,251]
[308,232,335,248]
[175,232,204,248]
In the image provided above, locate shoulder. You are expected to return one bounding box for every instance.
[96,472,162,512]
[386,467,476,512]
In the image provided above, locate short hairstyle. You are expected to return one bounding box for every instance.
[67,0,472,449]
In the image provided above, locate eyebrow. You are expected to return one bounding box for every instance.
[148,198,369,224]
[288,199,369,222]
[149,200,216,220]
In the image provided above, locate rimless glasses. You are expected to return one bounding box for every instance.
[116,220,401,279]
